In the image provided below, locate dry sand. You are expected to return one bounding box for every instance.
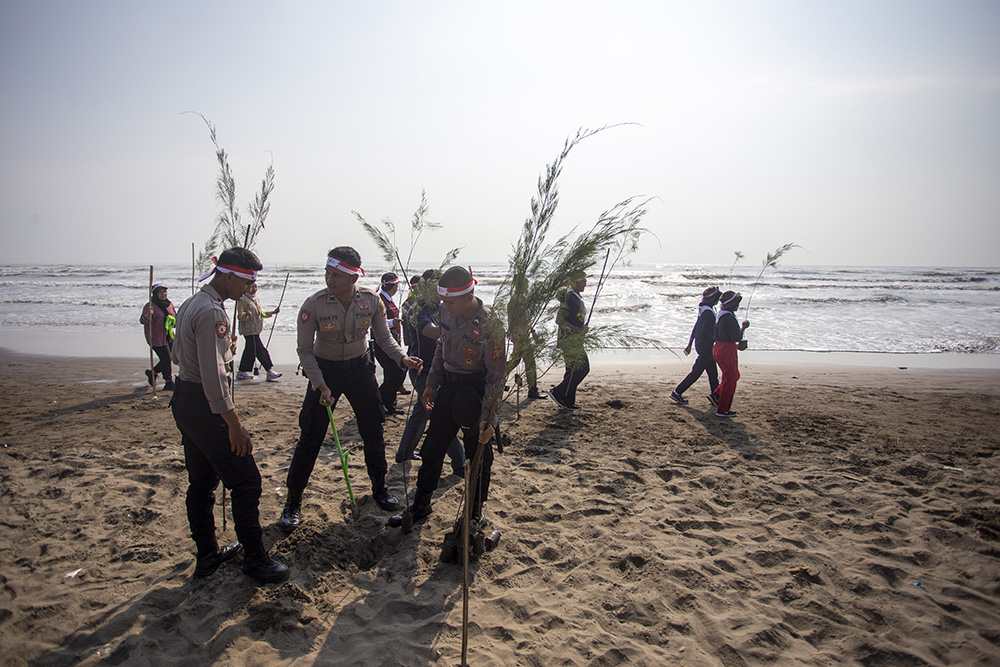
[1,349,999,666]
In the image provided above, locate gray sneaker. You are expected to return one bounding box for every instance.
[669,391,688,405]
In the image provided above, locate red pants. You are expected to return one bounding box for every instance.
[713,342,740,412]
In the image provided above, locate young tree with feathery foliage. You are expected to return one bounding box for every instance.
[354,189,462,285]
[185,112,275,270]
[491,126,660,404]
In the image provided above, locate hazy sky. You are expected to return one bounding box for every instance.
[2,0,998,268]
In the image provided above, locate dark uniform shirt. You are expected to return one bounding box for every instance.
[692,305,718,354]
[559,287,586,330]
[715,310,745,343]
[407,304,440,378]
[427,297,505,426]
[171,284,235,413]
[297,286,406,390]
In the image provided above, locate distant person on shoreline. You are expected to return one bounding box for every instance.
[549,272,589,411]
[373,272,407,415]
[235,282,281,382]
[140,283,176,391]
[170,248,290,584]
[713,290,749,418]
[670,286,721,407]
[278,247,423,532]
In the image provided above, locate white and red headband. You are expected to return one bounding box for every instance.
[327,257,364,276]
[721,291,741,306]
[198,256,258,283]
[438,269,477,297]
[381,276,399,285]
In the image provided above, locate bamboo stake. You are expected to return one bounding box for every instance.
[265,272,290,348]
[191,243,196,295]
[585,248,612,326]
[147,266,157,399]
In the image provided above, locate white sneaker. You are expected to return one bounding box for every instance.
[266,370,282,381]
[236,371,253,380]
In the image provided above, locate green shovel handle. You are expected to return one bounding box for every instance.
[326,404,356,507]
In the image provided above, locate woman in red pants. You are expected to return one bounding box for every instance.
[712,291,749,417]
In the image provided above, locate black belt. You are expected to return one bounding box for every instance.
[174,378,207,394]
[445,371,485,385]
[318,353,371,371]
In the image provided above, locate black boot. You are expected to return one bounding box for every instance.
[410,490,433,522]
[242,544,290,584]
[278,489,302,532]
[372,484,399,511]
[194,540,242,579]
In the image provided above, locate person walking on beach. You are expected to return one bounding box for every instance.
[549,272,589,411]
[373,272,407,415]
[713,290,749,418]
[670,286,721,407]
[278,247,423,531]
[140,283,176,391]
[394,269,465,475]
[170,248,290,584]
[409,266,505,529]
[235,282,282,382]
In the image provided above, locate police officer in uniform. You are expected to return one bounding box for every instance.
[279,247,423,530]
[170,247,290,584]
[410,266,505,525]
[394,269,465,473]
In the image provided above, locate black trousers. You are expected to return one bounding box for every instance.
[238,334,273,373]
[170,382,263,555]
[675,346,719,395]
[286,357,388,494]
[373,342,406,409]
[416,378,494,516]
[395,371,465,473]
[153,344,172,380]
[553,350,590,407]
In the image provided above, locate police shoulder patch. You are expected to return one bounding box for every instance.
[216,321,228,339]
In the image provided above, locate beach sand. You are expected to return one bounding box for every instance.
[1,349,999,666]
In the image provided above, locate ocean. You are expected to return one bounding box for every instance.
[1,263,998,366]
